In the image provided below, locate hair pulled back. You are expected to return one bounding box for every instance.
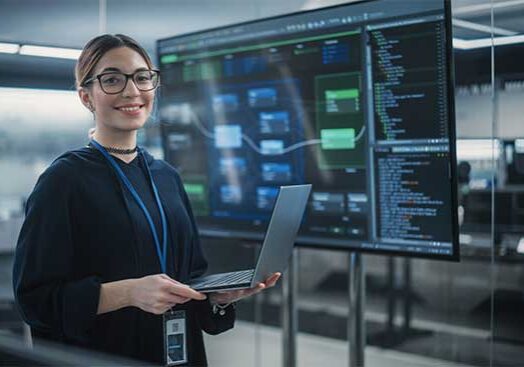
[75,34,154,90]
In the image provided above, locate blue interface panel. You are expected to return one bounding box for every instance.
[158,0,459,260]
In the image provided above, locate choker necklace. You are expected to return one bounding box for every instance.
[87,140,138,155]
[88,143,138,155]
[102,145,138,155]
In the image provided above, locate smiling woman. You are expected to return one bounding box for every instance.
[11,33,279,367]
[77,41,156,158]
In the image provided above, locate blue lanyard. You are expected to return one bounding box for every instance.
[90,139,168,274]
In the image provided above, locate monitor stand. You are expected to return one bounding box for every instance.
[349,252,365,367]
[282,248,298,367]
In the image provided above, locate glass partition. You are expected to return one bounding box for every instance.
[493,1,524,365]
[0,88,92,219]
[269,0,497,366]
[0,88,92,348]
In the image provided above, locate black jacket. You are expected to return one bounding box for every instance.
[12,146,235,366]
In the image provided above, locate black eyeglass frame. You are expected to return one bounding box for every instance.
[82,69,160,94]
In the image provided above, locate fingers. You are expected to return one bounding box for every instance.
[208,274,282,304]
[216,286,262,303]
[254,273,282,291]
[170,285,206,300]
[155,272,283,310]
[161,276,207,301]
[252,283,265,294]
[151,296,192,314]
[237,284,264,298]
[159,273,184,285]
[265,273,281,287]
[133,275,205,315]
[159,274,189,288]
[209,289,245,304]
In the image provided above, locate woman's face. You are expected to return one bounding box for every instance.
[82,46,155,133]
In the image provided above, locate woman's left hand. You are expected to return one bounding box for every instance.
[208,272,281,305]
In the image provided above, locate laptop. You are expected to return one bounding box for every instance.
[188,184,312,293]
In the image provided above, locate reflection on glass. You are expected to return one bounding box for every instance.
[0,88,91,220]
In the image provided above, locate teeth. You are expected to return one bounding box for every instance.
[119,106,141,112]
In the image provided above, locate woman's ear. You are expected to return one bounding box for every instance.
[78,88,94,112]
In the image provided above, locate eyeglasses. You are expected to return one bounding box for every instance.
[83,69,160,94]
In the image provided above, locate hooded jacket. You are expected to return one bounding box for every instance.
[12,146,235,366]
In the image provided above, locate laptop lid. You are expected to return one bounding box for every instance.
[251,184,312,286]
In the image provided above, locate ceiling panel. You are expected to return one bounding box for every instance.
[452,0,524,35]
[0,0,99,48]
[453,27,495,40]
[2,0,524,50]
[0,0,305,54]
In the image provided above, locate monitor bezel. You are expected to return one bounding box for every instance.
[156,0,460,261]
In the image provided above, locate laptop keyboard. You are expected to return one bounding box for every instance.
[195,269,254,289]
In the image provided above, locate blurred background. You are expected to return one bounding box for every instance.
[1,0,524,366]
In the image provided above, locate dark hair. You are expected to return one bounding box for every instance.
[75,34,154,90]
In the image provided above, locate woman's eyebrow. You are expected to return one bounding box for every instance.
[100,67,121,73]
[99,67,149,73]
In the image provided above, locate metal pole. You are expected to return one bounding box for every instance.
[282,248,298,367]
[402,258,412,332]
[254,246,262,367]
[387,257,396,332]
[98,0,107,34]
[349,252,365,367]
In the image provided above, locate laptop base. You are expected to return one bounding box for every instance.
[189,269,254,293]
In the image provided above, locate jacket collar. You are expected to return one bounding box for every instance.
[69,143,156,166]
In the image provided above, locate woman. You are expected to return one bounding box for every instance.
[12,34,279,366]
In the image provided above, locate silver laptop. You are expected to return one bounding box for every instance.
[188,184,312,293]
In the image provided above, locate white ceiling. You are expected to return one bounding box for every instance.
[0,0,305,55]
[1,0,523,56]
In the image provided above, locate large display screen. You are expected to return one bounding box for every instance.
[157,0,459,260]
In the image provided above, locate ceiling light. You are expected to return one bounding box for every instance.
[0,42,20,54]
[453,34,524,50]
[453,0,524,15]
[452,18,517,36]
[19,45,82,60]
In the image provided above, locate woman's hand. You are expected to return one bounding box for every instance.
[208,272,281,305]
[129,274,207,315]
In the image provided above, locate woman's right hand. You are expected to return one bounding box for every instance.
[129,274,206,315]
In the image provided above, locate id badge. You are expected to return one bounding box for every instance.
[163,310,187,366]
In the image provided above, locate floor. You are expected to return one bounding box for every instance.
[204,320,473,367]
